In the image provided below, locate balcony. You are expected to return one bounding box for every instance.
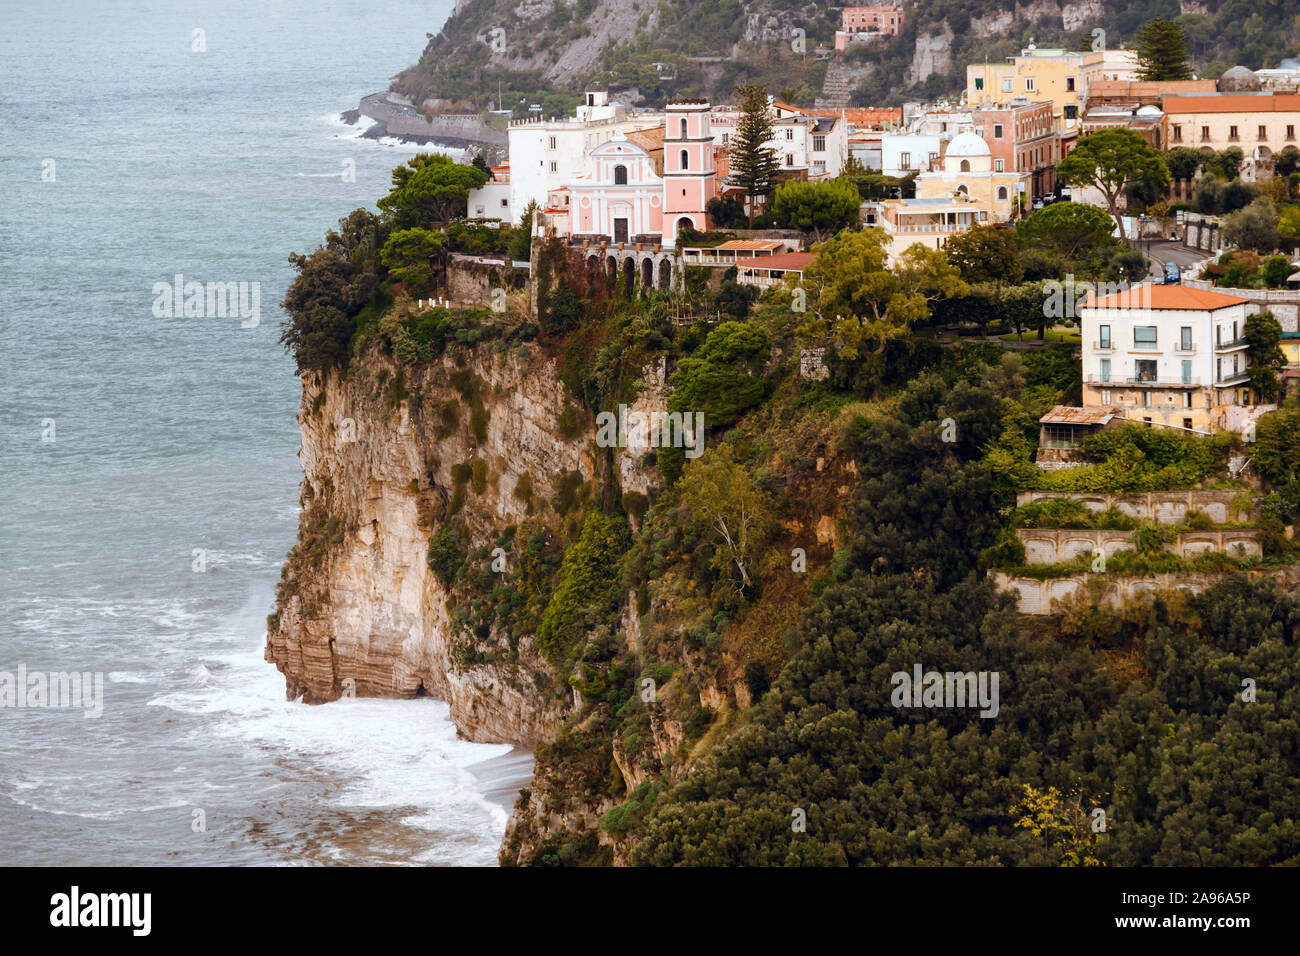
[1085,376,1201,387]
[1214,338,1248,351]
[889,221,975,234]
[1093,341,1114,351]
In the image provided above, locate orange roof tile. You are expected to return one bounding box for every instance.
[1161,92,1300,113]
[1084,284,1250,311]
[742,252,813,270]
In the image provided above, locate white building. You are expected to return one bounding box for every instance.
[1079,284,1259,432]
[489,91,663,231]
[710,98,848,180]
[880,132,941,176]
[468,163,512,223]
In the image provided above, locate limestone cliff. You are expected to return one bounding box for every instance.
[266,344,655,747]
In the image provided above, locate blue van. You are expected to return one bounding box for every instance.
[1164,262,1181,284]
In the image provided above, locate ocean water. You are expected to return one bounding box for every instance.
[0,0,532,865]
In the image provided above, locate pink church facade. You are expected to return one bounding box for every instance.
[569,134,663,243]
[566,99,718,247]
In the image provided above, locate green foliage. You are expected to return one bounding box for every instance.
[380,228,445,296]
[1244,310,1285,401]
[679,445,774,592]
[1015,202,1120,278]
[1252,406,1300,486]
[769,178,861,239]
[428,523,468,587]
[1135,17,1191,81]
[280,209,384,374]
[667,321,770,429]
[1057,130,1169,238]
[728,84,781,222]
[377,152,489,230]
[942,223,1022,285]
[1222,199,1280,254]
[537,511,630,662]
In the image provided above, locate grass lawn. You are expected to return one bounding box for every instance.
[999,327,1082,344]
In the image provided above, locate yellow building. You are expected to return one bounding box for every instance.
[1161,92,1300,181]
[861,196,992,264]
[915,129,1030,221]
[967,45,1104,130]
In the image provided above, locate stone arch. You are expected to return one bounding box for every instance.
[605,255,618,292]
[960,159,971,172]
[586,255,600,288]
[622,257,635,297]
[676,216,694,236]
[641,257,654,288]
[680,149,689,170]
[657,257,672,289]
[997,186,1008,200]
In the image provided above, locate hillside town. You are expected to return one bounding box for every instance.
[447,11,1300,450]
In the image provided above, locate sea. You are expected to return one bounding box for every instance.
[0,0,532,866]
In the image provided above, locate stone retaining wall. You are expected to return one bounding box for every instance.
[1016,490,1251,524]
[1015,527,1261,564]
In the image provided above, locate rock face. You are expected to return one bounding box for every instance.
[265,345,652,748]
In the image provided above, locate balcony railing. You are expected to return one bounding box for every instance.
[1214,338,1248,350]
[890,222,974,234]
[1086,376,1201,387]
[1094,341,1113,351]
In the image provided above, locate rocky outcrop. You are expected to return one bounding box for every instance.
[266,344,654,747]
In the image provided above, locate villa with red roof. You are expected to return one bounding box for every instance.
[1078,283,1265,434]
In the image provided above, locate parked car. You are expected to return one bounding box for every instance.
[1164,262,1181,284]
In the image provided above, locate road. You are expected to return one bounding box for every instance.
[1137,239,1214,279]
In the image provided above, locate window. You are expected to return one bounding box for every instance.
[900,152,911,169]
[549,136,557,150]
[1180,326,1192,350]
[1289,125,1296,140]
[1100,358,1111,382]
[1066,77,1076,92]
[1101,389,1112,404]
[722,133,729,145]
[1172,125,1182,142]
[500,198,508,208]
[994,158,1004,171]
[813,134,826,152]
[473,204,484,216]
[1184,392,1193,408]
[1182,360,1192,384]
[1002,78,1013,93]
[1229,125,1239,141]
[613,164,627,184]
[1136,359,1157,382]
[1201,126,1210,142]
[680,118,688,138]
[1064,104,1078,120]
[997,186,1008,199]
[960,159,970,172]
[679,149,689,170]
[786,153,795,166]
[785,128,794,140]
[1258,125,1268,140]
[1025,77,1036,91]
[549,161,557,173]
[975,77,984,91]
[994,123,1003,139]
[1099,324,1111,349]
[1183,417,1193,429]
[1134,326,1157,348]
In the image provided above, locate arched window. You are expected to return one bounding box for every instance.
[680,117,688,138]
[997,186,1008,200]
[960,159,971,172]
[614,165,627,185]
[957,185,969,197]
[680,149,689,170]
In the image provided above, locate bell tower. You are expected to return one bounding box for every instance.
[663,100,717,246]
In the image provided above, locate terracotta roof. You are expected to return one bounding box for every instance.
[1039,405,1124,425]
[1161,92,1300,113]
[803,107,903,127]
[741,252,814,271]
[1083,284,1250,311]
[1087,80,1216,101]
[625,127,665,151]
[713,239,788,251]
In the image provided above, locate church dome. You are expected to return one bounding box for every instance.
[1219,66,1260,92]
[946,130,991,157]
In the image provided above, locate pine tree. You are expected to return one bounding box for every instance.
[728,84,781,226]
[1134,17,1192,81]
